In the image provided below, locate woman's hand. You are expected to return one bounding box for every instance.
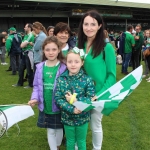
[28,99,38,107]
[74,108,82,114]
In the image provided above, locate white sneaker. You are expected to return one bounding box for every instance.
[3,62,8,65]
[147,79,150,82]
[146,77,150,80]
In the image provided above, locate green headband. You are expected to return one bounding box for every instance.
[71,47,85,60]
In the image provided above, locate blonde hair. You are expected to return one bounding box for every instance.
[66,50,84,62]
[33,22,47,35]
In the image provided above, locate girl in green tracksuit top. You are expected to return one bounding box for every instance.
[77,10,116,150]
[55,47,95,150]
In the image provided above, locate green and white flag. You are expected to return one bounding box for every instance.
[73,65,143,116]
[0,105,34,137]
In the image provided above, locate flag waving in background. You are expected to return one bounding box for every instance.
[73,65,143,115]
[0,105,34,137]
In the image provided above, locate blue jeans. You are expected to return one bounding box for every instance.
[122,53,132,73]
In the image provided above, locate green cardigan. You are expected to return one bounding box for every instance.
[83,43,116,97]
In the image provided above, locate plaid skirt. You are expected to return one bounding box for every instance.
[37,111,63,129]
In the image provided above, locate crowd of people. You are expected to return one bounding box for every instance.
[104,24,150,82]
[0,9,149,150]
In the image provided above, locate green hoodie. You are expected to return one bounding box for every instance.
[83,43,116,97]
[55,69,95,126]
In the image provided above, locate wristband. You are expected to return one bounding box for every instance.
[69,93,77,104]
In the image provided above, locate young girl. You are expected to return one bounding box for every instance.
[28,36,66,150]
[55,47,95,150]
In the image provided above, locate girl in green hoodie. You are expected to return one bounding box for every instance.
[55,47,95,150]
[78,10,116,150]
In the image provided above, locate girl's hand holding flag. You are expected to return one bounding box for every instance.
[28,99,38,107]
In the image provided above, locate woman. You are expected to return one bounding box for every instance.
[78,10,116,150]
[54,22,71,57]
[32,22,47,73]
[47,26,54,37]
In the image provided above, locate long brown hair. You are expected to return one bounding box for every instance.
[42,36,64,62]
[78,10,105,58]
[33,22,48,35]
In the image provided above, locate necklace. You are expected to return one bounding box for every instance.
[45,60,60,78]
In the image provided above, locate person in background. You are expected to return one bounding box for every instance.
[104,30,110,43]
[68,31,77,49]
[47,26,54,37]
[142,29,150,82]
[77,10,116,150]
[109,30,116,50]
[12,23,35,88]
[32,22,47,73]
[0,31,7,65]
[132,24,144,70]
[122,25,135,75]
[54,22,71,57]
[28,36,66,150]
[5,27,22,75]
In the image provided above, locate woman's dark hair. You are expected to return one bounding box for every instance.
[78,10,105,58]
[42,36,64,62]
[54,22,71,36]
[47,26,54,33]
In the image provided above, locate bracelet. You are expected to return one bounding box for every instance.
[69,93,77,104]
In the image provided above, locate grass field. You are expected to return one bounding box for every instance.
[0,62,150,150]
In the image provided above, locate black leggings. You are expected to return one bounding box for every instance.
[146,55,150,70]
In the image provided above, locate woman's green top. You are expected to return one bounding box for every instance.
[83,43,116,97]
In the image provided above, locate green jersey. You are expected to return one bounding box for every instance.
[124,31,135,53]
[43,62,59,114]
[22,32,34,51]
[62,43,69,57]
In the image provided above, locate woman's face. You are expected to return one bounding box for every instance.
[145,31,150,38]
[55,30,69,44]
[83,16,101,39]
[48,28,54,37]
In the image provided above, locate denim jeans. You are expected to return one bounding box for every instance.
[122,52,132,73]
[18,53,33,86]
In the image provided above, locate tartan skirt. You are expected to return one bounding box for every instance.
[37,111,63,129]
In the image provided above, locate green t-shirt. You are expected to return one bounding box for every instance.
[62,50,69,57]
[22,33,35,51]
[43,63,59,114]
[83,43,116,96]
[124,31,135,53]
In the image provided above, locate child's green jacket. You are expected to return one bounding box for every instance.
[55,69,95,126]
